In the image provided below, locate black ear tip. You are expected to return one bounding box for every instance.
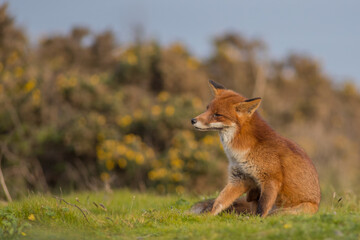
[209,80,226,89]
[244,97,262,102]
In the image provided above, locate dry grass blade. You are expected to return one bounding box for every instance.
[99,203,107,211]
[0,146,12,202]
[54,196,90,223]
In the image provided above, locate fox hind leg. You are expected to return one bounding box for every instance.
[190,199,319,216]
[269,202,319,216]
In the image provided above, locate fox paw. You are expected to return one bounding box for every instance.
[210,203,224,215]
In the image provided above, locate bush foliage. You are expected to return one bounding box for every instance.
[0,4,360,198]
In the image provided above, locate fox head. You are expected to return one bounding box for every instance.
[191,80,262,131]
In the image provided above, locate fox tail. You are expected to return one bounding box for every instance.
[190,197,257,215]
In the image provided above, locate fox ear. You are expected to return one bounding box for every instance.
[235,97,262,116]
[209,80,226,96]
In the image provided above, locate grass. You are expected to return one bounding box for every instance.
[1,189,360,240]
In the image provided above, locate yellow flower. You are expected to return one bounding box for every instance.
[157,91,170,102]
[135,153,145,165]
[90,75,100,85]
[97,148,106,161]
[283,223,292,229]
[169,148,179,160]
[171,158,184,169]
[118,158,127,168]
[56,75,78,89]
[32,89,41,106]
[148,170,156,180]
[104,139,117,148]
[116,144,126,155]
[171,172,183,182]
[124,49,138,65]
[155,168,168,178]
[100,172,110,182]
[21,232,27,236]
[202,135,215,145]
[24,79,36,93]
[176,185,185,194]
[28,214,36,221]
[116,115,132,127]
[151,105,162,116]
[105,160,115,171]
[165,105,175,116]
[125,149,135,160]
[124,134,136,144]
[68,77,77,87]
[15,67,24,78]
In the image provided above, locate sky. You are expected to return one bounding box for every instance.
[5,0,360,85]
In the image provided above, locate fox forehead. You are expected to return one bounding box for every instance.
[207,90,246,113]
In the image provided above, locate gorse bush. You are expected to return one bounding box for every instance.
[0,3,360,199]
[96,92,226,194]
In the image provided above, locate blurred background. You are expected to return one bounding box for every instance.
[0,1,360,200]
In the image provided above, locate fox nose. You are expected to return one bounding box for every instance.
[191,118,197,125]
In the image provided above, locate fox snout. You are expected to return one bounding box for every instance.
[191,114,226,131]
[191,115,208,131]
[191,116,205,130]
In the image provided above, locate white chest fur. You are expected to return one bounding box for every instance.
[219,127,255,178]
[219,126,248,163]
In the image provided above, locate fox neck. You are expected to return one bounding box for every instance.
[219,112,273,152]
[219,125,237,147]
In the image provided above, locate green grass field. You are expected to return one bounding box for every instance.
[1,190,359,239]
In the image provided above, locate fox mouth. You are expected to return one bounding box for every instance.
[194,126,224,131]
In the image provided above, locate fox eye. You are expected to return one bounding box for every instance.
[213,113,222,118]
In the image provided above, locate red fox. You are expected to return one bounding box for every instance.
[190,80,320,217]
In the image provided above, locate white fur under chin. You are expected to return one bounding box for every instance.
[219,125,252,172]
[219,124,236,148]
[208,122,225,129]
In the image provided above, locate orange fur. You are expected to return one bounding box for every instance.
[191,80,320,217]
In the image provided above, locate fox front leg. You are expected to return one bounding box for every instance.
[211,182,248,215]
[256,180,280,217]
